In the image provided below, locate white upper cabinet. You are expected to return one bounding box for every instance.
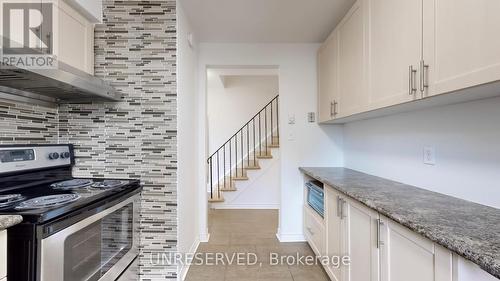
[318,30,339,122]
[423,0,500,97]
[318,0,500,123]
[337,0,368,118]
[64,0,103,23]
[368,0,422,108]
[56,0,95,74]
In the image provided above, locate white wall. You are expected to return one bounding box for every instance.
[177,2,200,279]
[198,44,344,242]
[343,96,500,209]
[207,73,279,154]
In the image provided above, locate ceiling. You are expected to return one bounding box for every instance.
[180,0,356,43]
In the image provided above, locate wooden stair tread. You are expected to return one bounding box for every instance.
[232,176,249,180]
[220,187,237,192]
[208,194,224,202]
[256,154,273,159]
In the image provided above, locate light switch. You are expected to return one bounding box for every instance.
[423,146,436,165]
[307,112,315,123]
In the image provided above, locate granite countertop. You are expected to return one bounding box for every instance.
[299,167,500,279]
[0,215,22,230]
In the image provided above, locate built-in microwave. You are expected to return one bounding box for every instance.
[306,181,324,217]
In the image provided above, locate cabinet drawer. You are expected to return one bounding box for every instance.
[0,230,6,278]
[304,206,325,256]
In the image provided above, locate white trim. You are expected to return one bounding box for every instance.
[211,204,279,209]
[199,232,210,243]
[179,236,201,281]
[276,232,306,242]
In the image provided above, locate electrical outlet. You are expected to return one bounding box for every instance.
[423,146,436,165]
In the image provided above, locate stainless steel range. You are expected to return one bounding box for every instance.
[0,144,142,281]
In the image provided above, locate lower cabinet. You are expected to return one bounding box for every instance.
[379,215,452,281]
[304,180,499,281]
[343,197,379,281]
[321,185,453,281]
[325,188,343,280]
[304,205,325,256]
[0,230,6,280]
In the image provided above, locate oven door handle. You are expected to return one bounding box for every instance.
[40,193,140,281]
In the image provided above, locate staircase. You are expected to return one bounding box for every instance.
[207,95,280,202]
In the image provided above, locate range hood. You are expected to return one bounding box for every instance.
[0,60,122,106]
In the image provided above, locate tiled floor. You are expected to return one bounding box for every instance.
[185,209,330,281]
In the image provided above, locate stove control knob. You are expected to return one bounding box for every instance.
[60,152,70,159]
[49,152,60,160]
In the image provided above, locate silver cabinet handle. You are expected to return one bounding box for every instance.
[420,60,429,96]
[340,198,346,219]
[330,100,338,117]
[409,65,417,95]
[377,219,385,248]
[336,196,341,217]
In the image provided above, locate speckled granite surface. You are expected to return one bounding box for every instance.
[300,167,500,279]
[0,215,22,230]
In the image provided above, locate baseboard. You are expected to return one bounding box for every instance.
[211,203,279,209]
[179,237,201,281]
[276,232,306,242]
[199,232,210,243]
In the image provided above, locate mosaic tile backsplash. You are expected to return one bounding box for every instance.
[0,0,178,280]
[0,101,58,144]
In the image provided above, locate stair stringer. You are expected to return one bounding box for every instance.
[210,147,280,209]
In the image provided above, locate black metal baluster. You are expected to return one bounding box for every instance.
[259,113,262,156]
[223,145,226,189]
[247,124,250,167]
[253,119,256,164]
[276,96,279,142]
[216,151,220,198]
[235,134,238,177]
[209,157,213,199]
[240,129,244,175]
[271,100,274,141]
[229,138,232,184]
[265,106,268,154]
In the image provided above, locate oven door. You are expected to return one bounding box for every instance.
[40,193,140,281]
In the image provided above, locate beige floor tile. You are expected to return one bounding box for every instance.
[184,264,226,281]
[288,264,330,281]
[185,209,330,281]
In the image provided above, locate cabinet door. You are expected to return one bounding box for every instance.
[343,198,379,281]
[337,0,368,118]
[368,0,422,108]
[56,1,94,74]
[325,188,343,281]
[0,230,5,279]
[380,216,435,281]
[318,30,339,123]
[423,0,500,97]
